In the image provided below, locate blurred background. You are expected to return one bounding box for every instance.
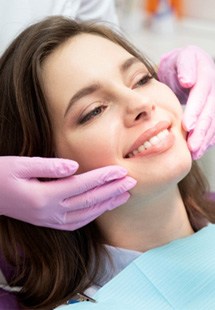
[115,0,215,192]
[115,0,215,62]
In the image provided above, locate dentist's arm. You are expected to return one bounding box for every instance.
[158,45,215,159]
[0,156,135,230]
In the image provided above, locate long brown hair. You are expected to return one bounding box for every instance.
[0,16,214,309]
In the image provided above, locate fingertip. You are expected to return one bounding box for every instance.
[182,116,196,131]
[179,79,194,88]
[177,51,197,87]
[102,166,128,182]
[54,159,79,176]
[108,192,131,211]
[124,176,137,189]
[115,166,128,175]
[177,68,195,88]
[187,136,199,153]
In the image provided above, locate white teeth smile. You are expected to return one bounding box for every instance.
[127,129,169,158]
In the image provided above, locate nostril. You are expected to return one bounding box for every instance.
[135,112,147,121]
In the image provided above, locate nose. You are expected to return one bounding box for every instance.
[123,91,155,127]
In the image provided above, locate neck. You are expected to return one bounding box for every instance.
[96,186,194,253]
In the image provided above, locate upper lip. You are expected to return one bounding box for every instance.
[124,121,171,158]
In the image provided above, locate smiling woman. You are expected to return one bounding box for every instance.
[0,16,215,310]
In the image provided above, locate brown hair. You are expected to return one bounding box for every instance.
[0,16,214,309]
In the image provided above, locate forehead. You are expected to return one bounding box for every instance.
[41,33,140,104]
[42,33,134,78]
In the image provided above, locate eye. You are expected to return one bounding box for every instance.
[79,105,107,124]
[134,74,153,88]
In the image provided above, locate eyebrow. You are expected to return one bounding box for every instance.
[64,83,100,117]
[120,56,142,73]
[64,56,142,118]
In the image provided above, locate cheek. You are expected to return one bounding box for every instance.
[127,132,192,196]
[76,143,116,173]
[55,130,118,174]
[155,82,184,114]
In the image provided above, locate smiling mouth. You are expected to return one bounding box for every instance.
[124,121,172,158]
[126,129,170,158]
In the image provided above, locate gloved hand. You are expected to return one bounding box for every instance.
[158,45,215,160]
[0,156,136,230]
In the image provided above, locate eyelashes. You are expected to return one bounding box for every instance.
[79,105,107,124]
[78,73,154,124]
[134,73,154,88]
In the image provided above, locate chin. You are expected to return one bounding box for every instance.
[128,147,192,196]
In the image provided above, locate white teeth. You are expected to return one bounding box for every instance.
[127,129,170,158]
[149,136,160,145]
[143,141,152,149]
[138,145,145,152]
[157,129,169,139]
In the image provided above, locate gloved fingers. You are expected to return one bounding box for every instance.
[161,63,178,90]
[190,128,214,160]
[176,46,197,87]
[187,92,215,159]
[61,176,136,210]
[49,165,128,198]
[55,192,131,230]
[157,48,182,74]
[164,67,190,104]
[182,75,211,131]
[190,106,215,159]
[157,49,179,84]
[33,176,135,229]
[15,157,79,179]
[157,49,190,104]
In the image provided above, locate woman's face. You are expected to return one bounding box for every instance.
[42,33,192,195]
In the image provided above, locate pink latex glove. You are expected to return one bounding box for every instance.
[0,156,136,230]
[158,45,215,160]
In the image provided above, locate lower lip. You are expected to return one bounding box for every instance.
[128,129,175,159]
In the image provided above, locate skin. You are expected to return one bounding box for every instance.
[42,33,194,252]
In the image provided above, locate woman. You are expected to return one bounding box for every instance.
[0,16,215,309]
[0,0,215,233]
